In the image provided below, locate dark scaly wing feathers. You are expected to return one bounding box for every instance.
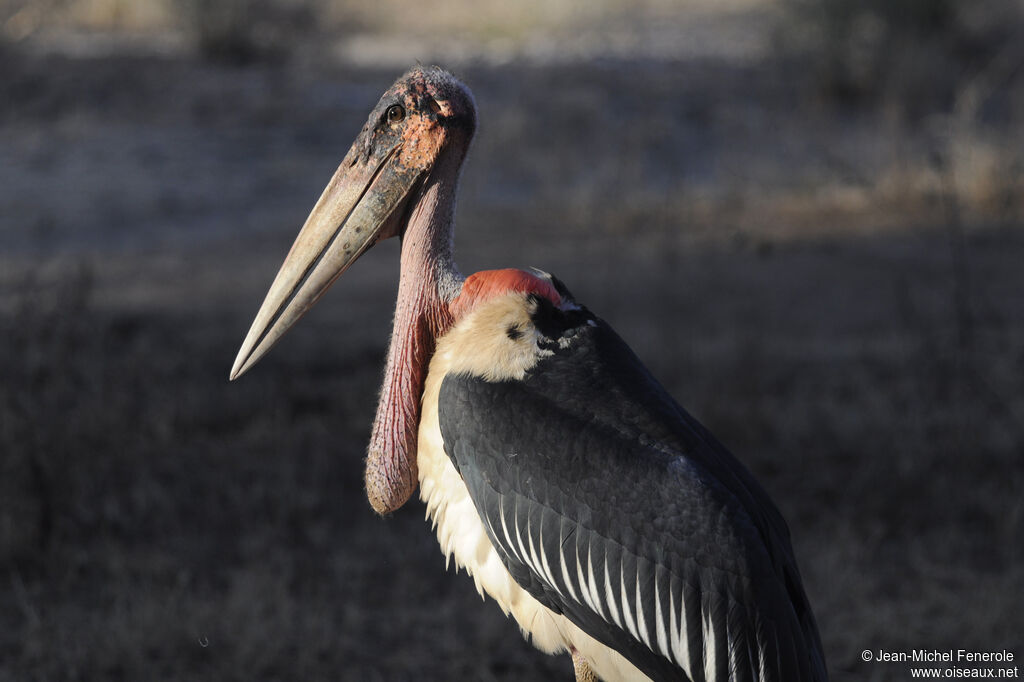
[438,297,827,682]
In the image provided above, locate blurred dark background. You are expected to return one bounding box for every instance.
[1,1,1022,680]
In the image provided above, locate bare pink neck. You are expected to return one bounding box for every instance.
[363,147,464,514]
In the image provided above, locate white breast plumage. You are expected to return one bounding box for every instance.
[416,293,649,682]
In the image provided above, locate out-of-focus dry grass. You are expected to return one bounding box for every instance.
[2,2,1024,681]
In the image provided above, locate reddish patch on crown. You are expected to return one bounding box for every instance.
[449,268,562,322]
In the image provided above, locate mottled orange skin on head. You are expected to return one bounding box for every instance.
[374,66,477,175]
[395,80,448,171]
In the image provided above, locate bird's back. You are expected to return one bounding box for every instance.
[432,286,826,681]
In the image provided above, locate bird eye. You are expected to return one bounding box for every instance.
[385,104,405,124]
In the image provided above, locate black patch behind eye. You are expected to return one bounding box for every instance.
[527,294,593,347]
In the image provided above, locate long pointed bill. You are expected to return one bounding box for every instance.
[230,144,422,380]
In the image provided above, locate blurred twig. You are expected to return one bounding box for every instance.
[941,33,1024,350]
[922,37,1024,454]
[952,36,1024,126]
[1,0,67,41]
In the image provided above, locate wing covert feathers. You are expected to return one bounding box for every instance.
[432,291,826,682]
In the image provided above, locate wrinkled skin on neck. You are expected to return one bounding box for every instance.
[364,145,464,514]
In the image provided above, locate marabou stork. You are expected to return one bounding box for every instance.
[231,66,827,682]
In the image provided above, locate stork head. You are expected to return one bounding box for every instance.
[230,66,476,380]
